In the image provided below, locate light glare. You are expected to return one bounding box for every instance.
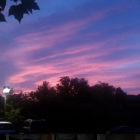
[3,87,10,93]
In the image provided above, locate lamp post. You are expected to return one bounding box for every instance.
[3,86,10,121]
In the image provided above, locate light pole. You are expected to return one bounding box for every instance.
[3,86,10,121]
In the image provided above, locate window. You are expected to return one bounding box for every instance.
[124,127,135,132]
[110,126,121,131]
[0,124,14,130]
[30,121,47,129]
[24,121,30,127]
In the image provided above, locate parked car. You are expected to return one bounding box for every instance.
[105,134,135,140]
[9,134,41,140]
[106,125,140,134]
[0,121,16,134]
[22,119,50,134]
[56,134,76,140]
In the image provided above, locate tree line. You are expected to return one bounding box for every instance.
[0,76,139,133]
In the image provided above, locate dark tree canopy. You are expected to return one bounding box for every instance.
[0,0,40,23]
[56,76,90,97]
[115,87,127,103]
[1,76,139,133]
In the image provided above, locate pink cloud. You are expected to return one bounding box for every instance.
[6,33,140,94]
[1,1,139,95]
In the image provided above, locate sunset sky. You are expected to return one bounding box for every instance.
[0,0,140,95]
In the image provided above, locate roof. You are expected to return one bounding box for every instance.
[0,121,12,124]
[25,119,45,122]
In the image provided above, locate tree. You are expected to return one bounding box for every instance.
[6,103,24,122]
[32,81,52,101]
[92,81,115,103]
[56,76,90,98]
[56,76,71,95]
[0,0,40,23]
[115,87,127,103]
[9,88,14,94]
[76,78,90,97]
[5,103,24,133]
[6,91,25,105]
[69,77,79,96]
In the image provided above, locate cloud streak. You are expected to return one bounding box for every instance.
[0,0,140,95]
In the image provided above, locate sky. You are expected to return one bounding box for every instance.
[0,0,140,95]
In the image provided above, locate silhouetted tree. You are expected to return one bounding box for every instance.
[115,87,127,103]
[9,88,14,94]
[0,76,135,133]
[57,76,90,98]
[92,81,115,104]
[7,91,25,106]
[76,78,90,97]
[90,81,116,127]
[0,0,40,23]
[69,77,79,96]
[56,76,71,95]
[33,81,51,101]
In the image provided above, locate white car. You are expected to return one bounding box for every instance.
[0,121,16,134]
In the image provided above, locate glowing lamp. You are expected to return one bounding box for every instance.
[3,86,10,93]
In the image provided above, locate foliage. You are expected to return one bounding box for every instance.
[0,76,138,133]
[91,81,115,104]
[113,87,127,105]
[56,76,90,97]
[0,0,40,23]
[6,103,24,123]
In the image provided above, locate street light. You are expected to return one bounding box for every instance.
[3,86,10,121]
